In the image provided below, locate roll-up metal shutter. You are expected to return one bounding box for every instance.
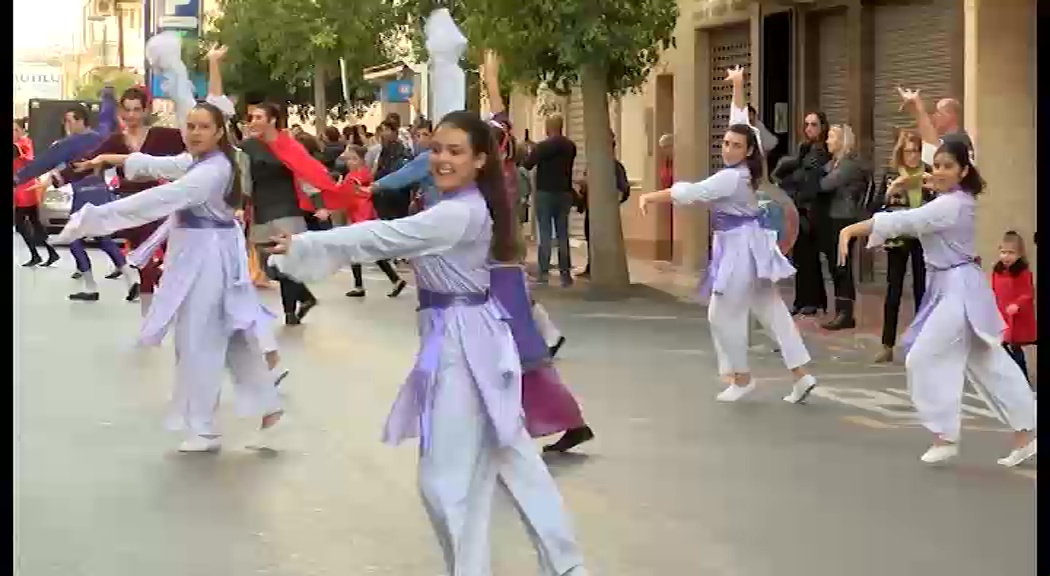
[816,8,849,127]
[565,87,587,180]
[708,24,752,172]
[872,0,961,181]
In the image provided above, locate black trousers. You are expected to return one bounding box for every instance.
[351,260,401,288]
[881,239,926,347]
[1003,344,1030,383]
[14,206,57,260]
[818,217,857,313]
[791,210,827,311]
[374,191,411,221]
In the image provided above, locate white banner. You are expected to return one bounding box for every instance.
[14,64,64,105]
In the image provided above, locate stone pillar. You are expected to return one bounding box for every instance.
[964,0,1037,276]
[672,22,710,271]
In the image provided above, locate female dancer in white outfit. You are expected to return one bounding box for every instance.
[269,110,587,576]
[56,102,284,453]
[638,66,817,403]
[837,140,1036,466]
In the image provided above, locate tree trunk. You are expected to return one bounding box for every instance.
[579,61,630,295]
[313,63,327,135]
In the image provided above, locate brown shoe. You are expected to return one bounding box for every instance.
[873,346,894,363]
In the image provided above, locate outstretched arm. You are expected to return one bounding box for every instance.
[482,50,505,116]
[269,198,472,283]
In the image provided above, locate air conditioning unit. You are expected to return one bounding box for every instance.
[91,0,115,18]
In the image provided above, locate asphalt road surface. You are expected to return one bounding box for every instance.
[14,246,1036,576]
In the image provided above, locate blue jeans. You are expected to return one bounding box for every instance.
[534,191,572,278]
[70,236,125,273]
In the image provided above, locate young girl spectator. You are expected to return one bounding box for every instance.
[992,230,1036,384]
[339,144,406,298]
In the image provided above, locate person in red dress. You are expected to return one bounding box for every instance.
[13,120,60,267]
[991,230,1036,384]
[66,86,186,310]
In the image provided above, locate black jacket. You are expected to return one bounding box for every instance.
[772,142,831,210]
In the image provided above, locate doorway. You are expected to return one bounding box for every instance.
[762,10,792,171]
[654,73,675,262]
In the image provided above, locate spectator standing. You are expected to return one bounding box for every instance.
[576,131,630,278]
[817,124,869,331]
[992,231,1036,385]
[657,133,674,190]
[772,111,831,316]
[522,114,577,286]
[372,119,414,220]
[874,130,933,363]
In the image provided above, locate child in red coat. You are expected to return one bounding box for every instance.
[338,145,406,298]
[991,230,1036,384]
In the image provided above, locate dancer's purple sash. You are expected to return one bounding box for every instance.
[899,258,978,355]
[490,265,549,369]
[697,212,760,300]
[382,289,489,453]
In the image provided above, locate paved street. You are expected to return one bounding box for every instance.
[15,245,1036,576]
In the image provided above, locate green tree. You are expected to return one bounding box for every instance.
[206,0,397,129]
[397,0,678,294]
[73,67,143,101]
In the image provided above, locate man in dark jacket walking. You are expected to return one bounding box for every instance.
[373,119,413,220]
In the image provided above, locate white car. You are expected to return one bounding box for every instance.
[39,183,73,236]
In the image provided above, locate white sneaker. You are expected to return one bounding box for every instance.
[783,374,818,404]
[716,382,756,402]
[178,435,222,453]
[272,367,290,387]
[997,438,1037,468]
[920,443,958,464]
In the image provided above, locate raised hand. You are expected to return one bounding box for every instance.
[725,65,745,85]
[207,45,228,62]
[896,86,922,112]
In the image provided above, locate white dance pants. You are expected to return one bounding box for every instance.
[707,265,810,376]
[166,270,282,437]
[531,301,562,348]
[418,342,585,576]
[905,295,1036,443]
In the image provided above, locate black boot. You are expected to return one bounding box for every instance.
[821,299,856,331]
[41,248,60,267]
[21,255,42,267]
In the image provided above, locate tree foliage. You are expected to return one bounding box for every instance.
[394,0,678,96]
[73,68,143,101]
[205,0,400,120]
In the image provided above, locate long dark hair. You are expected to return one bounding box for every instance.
[436,110,516,262]
[935,139,983,195]
[726,123,765,188]
[192,102,243,209]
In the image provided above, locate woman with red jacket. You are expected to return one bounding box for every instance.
[340,144,406,298]
[13,122,60,267]
[991,230,1036,384]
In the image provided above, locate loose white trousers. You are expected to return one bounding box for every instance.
[166,260,282,437]
[905,294,1036,442]
[706,258,810,376]
[417,340,584,576]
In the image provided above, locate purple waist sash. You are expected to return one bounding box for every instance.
[385,288,490,453]
[698,212,761,300]
[900,259,979,355]
[176,209,237,230]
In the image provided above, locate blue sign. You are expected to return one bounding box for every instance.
[149,71,207,101]
[383,80,413,103]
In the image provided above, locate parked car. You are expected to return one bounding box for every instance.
[39,183,72,236]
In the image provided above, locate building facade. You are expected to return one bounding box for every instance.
[509,0,1037,281]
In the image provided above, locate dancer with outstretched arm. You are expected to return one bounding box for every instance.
[637,66,816,404]
[268,107,588,576]
[837,139,1036,467]
[56,101,283,453]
